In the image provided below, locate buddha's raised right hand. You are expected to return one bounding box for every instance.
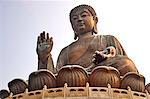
[36,31,53,63]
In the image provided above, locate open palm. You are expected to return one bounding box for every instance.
[36,31,53,63]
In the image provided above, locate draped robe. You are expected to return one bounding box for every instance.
[56,35,138,76]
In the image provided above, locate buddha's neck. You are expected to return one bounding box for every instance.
[78,32,94,40]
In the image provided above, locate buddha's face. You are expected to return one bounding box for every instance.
[71,8,96,35]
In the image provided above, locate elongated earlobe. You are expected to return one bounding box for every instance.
[92,16,98,34]
[74,32,78,40]
[93,26,98,34]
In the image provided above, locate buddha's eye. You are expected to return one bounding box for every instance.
[81,11,89,18]
[81,14,87,17]
[72,16,78,20]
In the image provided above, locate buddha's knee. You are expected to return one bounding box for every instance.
[112,56,138,76]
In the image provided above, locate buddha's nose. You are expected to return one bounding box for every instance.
[78,15,83,22]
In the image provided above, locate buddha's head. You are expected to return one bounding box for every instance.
[70,4,98,40]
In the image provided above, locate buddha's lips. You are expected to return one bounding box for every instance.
[77,24,85,28]
[77,22,85,26]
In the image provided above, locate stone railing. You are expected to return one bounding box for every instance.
[6,83,150,99]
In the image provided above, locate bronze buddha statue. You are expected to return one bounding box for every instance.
[36,4,138,76]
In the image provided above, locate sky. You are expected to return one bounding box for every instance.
[0,0,150,90]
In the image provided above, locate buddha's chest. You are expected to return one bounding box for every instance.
[67,41,100,64]
[69,44,90,58]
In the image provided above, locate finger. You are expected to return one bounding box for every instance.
[93,54,96,58]
[95,50,100,54]
[47,33,49,40]
[92,59,97,64]
[40,31,45,42]
[43,34,46,42]
[40,32,43,42]
[42,31,45,40]
[37,36,42,44]
[92,58,96,62]
[50,37,53,42]
[47,36,52,42]
[46,33,50,42]
[50,37,53,46]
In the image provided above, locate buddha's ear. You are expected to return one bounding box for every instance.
[93,16,98,34]
[94,16,98,23]
[71,23,77,40]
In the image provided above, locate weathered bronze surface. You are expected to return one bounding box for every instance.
[36,4,138,76]
[121,72,145,92]
[28,69,56,91]
[146,83,150,93]
[56,65,88,87]
[8,79,27,95]
[89,66,120,88]
[0,89,10,99]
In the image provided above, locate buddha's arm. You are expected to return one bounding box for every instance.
[93,35,128,65]
[56,48,68,72]
[106,35,127,56]
[36,32,55,73]
[38,53,54,72]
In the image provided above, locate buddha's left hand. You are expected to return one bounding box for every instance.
[92,46,116,65]
[92,51,107,65]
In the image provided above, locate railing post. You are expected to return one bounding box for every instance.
[23,88,28,99]
[127,86,133,99]
[64,83,68,98]
[86,82,89,97]
[42,85,47,99]
[108,84,113,98]
[145,90,150,99]
[7,92,13,99]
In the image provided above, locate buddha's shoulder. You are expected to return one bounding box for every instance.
[59,41,77,54]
